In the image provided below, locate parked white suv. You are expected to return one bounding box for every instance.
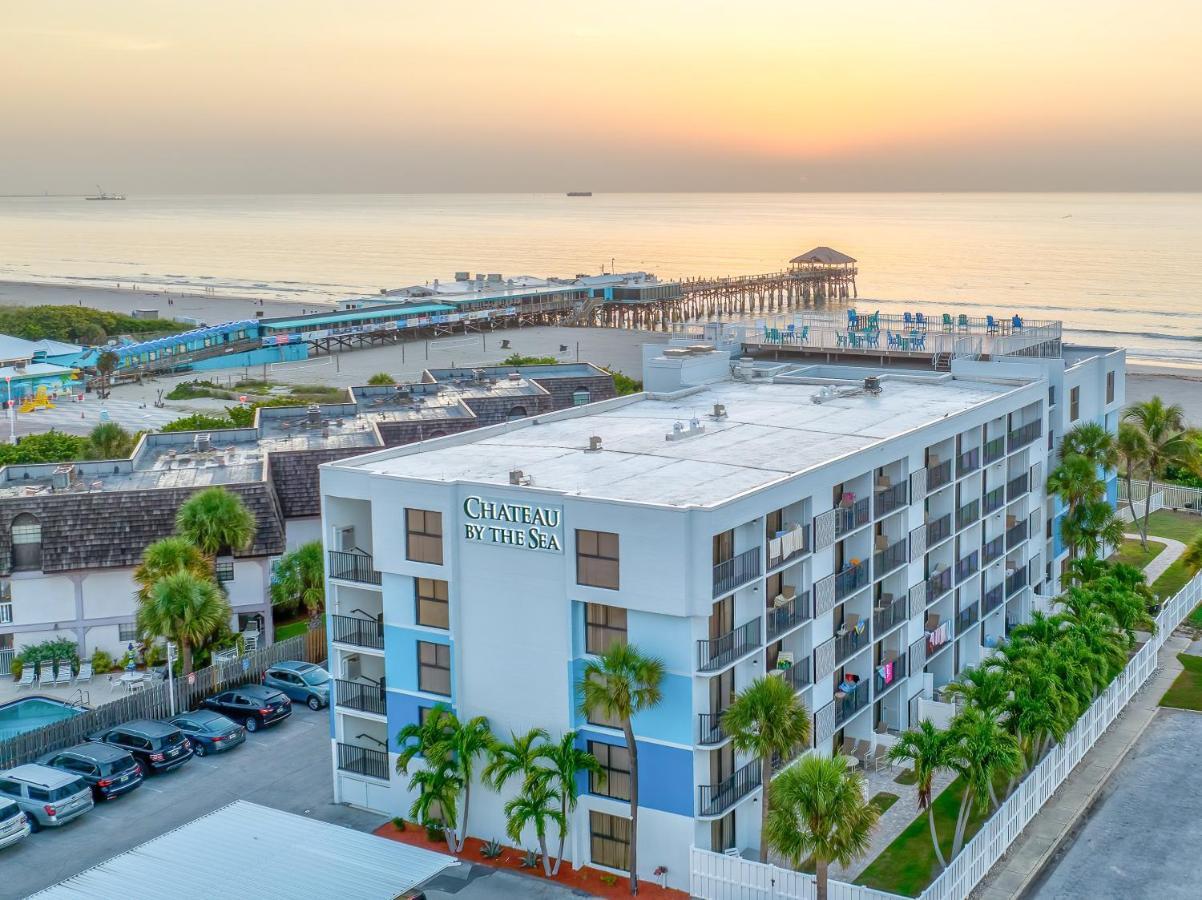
[0,798,30,850]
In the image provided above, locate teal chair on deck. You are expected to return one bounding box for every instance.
[941,313,954,331]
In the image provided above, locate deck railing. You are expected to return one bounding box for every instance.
[983,485,1005,515]
[767,525,810,569]
[713,547,761,598]
[983,435,1006,465]
[834,497,871,538]
[337,742,389,781]
[334,678,386,716]
[698,759,761,817]
[873,539,908,579]
[1008,420,1042,452]
[1006,520,1029,550]
[927,513,952,546]
[875,482,909,519]
[956,448,980,478]
[927,459,953,492]
[956,551,979,583]
[873,594,907,635]
[982,534,1005,565]
[767,593,810,640]
[926,567,953,603]
[835,680,870,726]
[835,560,870,600]
[327,550,382,585]
[331,613,384,650]
[1006,567,1029,598]
[874,654,907,694]
[956,499,980,531]
[698,712,727,746]
[697,617,761,672]
[1007,472,1030,503]
[982,583,1005,616]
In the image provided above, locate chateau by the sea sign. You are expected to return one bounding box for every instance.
[462,496,563,553]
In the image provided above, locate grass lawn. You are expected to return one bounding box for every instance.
[273,619,310,641]
[1109,538,1166,571]
[871,792,900,815]
[856,778,994,897]
[894,769,918,786]
[1160,654,1202,711]
[1143,510,1202,544]
[1153,560,1194,600]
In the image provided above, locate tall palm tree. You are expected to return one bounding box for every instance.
[395,704,455,776]
[1123,398,1201,545]
[86,421,135,459]
[95,350,118,399]
[1047,454,1106,517]
[943,665,1010,720]
[407,764,462,853]
[133,536,213,601]
[765,754,880,900]
[175,486,256,557]
[503,774,565,877]
[1061,422,1118,472]
[434,715,496,852]
[886,720,953,868]
[484,727,549,793]
[535,731,604,875]
[268,541,325,617]
[721,675,811,862]
[1116,422,1151,546]
[1061,501,1125,560]
[135,570,230,673]
[578,643,665,895]
[948,709,1022,854]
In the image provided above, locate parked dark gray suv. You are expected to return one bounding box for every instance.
[38,742,144,800]
[89,720,193,773]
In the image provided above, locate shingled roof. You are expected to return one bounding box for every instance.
[789,246,856,265]
[269,446,376,519]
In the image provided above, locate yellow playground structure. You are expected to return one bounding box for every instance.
[18,386,56,413]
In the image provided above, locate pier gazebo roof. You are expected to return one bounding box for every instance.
[790,246,856,265]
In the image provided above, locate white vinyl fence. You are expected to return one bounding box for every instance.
[691,571,1202,900]
[1119,479,1202,516]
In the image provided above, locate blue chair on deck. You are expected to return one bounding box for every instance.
[915,312,927,330]
[1012,315,1024,331]
[866,330,880,349]
[910,332,926,350]
[847,309,859,328]
[957,314,969,332]
[785,323,796,341]
[799,325,810,344]
[903,312,913,327]
[836,332,848,349]
[986,315,1000,334]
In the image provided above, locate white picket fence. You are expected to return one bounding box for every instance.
[1119,478,1202,515]
[691,571,1202,900]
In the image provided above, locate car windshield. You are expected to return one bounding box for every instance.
[301,669,330,686]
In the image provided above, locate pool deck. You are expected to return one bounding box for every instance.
[0,675,125,712]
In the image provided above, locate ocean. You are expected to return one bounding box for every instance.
[1,192,1200,365]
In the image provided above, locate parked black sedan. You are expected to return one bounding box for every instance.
[88,720,193,774]
[168,710,246,756]
[37,742,144,801]
[201,684,292,732]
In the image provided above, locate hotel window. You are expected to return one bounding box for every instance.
[118,622,139,643]
[0,603,11,625]
[1070,387,1080,422]
[576,530,619,590]
[10,513,42,571]
[589,811,631,873]
[712,529,734,566]
[585,603,627,654]
[1106,371,1116,404]
[406,509,444,565]
[588,741,632,801]
[214,559,235,584]
[1048,386,1055,407]
[711,811,736,853]
[416,578,450,629]
[417,641,451,695]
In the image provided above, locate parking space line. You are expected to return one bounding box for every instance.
[141,785,165,793]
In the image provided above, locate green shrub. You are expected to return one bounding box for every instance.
[144,642,166,668]
[15,637,79,667]
[9,656,22,680]
[425,822,446,843]
[390,816,406,831]
[480,839,502,858]
[90,648,114,674]
[160,413,241,433]
[599,873,618,886]
[367,372,396,385]
[0,306,185,343]
[0,431,91,466]
[501,353,558,366]
[605,365,642,395]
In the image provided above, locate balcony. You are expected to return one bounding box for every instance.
[331,613,384,651]
[957,603,979,634]
[698,712,727,746]
[927,514,952,547]
[328,550,382,586]
[873,539,908,579]
[767,525,810,569]
[927,459,953,492]
[926,623,952,656]
[983,435,1006,465]
[835,560,870,601]
[777,656,812,693]
[698,759,761,817]
[336,742,389,780]
[955,551,979,583]
[956,499,980,532]
[334,678,386,716]
[1008,420,1041,452]
[767,592,810,640]
[956,448,980,478]
[697,617,761,672]
[982,583,1005,616]
[835,679,870,726]
[713,547,762,598]
[834,497,872,538]
[982,535,1005,565]
[875,482,909,519]
[983,485,1005,515]
[1006,567,1029,598]
[835,627,869,665]
[874,654,907,694]
[873,594,907,635]
[926,567,952,603]
[1006,472,1030,503]
[1006,520,1029,550]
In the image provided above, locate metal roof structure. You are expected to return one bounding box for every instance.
[263,303,455,331]
[30,800,457,900]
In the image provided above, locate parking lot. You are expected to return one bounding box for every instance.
[4,703,387,897]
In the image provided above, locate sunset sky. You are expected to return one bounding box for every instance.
[3,0,1201,193]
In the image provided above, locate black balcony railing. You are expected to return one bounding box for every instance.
[873,594,907,635]
[956,551,979,583]
[767,525,810,569]
[874,654,907,694]
[835,680,870,726]
[331,613,384,650]
[982,535,1005,565]
[835,560,870,600]
[836,627,868,664]
[713,547,761,598]
[1006,472,1030,503]
[983,485,1005,515]
[698,712,727,746]
[337,742,389,780]
[957,603,979,634]
[780,657,812,693]
[1008,420,1041,452]
[927,459,953,491]
[984,435,1006,465]
[873,539,908,579]
[697,617,761,672]
[875,482,909,519]
[328,550,382,585]
[1006,520,1029,550]
[835,497,872,538]
[956,499,980,532]
[927,514,952,547]
[767,594,810,640]
[956,448,980,478]
[926,567,953,603]
[982,583,1005,616]
[334,678,386,716]
[698,759,761,817]
[1006,567,1029,598]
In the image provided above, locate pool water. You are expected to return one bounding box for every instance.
[0,697,84,740]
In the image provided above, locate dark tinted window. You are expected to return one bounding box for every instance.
[161,731,185,748]
[0,800,19,820]
[0,779,20,796]
[102,756,137,776]
[28,787,49,802]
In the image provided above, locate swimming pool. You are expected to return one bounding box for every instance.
[0,697,84,741]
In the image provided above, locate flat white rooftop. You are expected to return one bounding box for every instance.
[338,373,1022,508]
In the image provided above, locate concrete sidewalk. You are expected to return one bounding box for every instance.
[1123,532,1186,584]
[972,631,1191,900]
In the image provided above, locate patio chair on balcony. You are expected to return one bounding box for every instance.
[774,650,795,672]
[903,312,913,326]
[986,315,1000,334]
[772,585,797,608]
[941,313,954,331]
[798,325,810,344]
[17,664,36,689]
[915,312,927,329]
[74,662,93,684]
[1012,314,1023,331]
[957,314,970,332]
[910,332,926,350]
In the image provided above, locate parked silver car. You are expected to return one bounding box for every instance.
[0,798,30,850]
[0,764,94,831]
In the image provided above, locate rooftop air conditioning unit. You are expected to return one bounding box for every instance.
[508,469,532,486]
[306,404,322,426]
[51,464,75,490]
[586,436,603,452]
[710,403,727,419]
[194,433,212,452]
[508,372,522,381]
[666,418,705,442]
[454,271,471,282]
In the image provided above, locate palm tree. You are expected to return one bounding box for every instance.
[175,486,256,557]
[407,764,462,853]
[395,703,455,775]
[886,720,953,868]
[943,665,1010,720]
[1185,532,1202,576]
[133,536,212,601]
[484,727,549,792]
[764,754,880,900]
[578,643,665,895]
[1061,501,1125,560]
[1123,397,1201,545]
[432,715,495,852]
[396,705,461,852]
[534,731,604,874]
[269,541,325,617]
[1061,422,1118,472]
[86,421,135,459]
[947,709,1022,854]
[503,774,565,877]
[1116,422,1151,546]
[721,675,811,862]
[95,350,118,399]
[135,570,230,673]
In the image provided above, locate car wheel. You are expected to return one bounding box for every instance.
[27,816,40,833]
[193,742,207,757]
[245,716,259,733]
[307,695,322,711]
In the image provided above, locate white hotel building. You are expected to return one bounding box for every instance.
[320,334,1124,891]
